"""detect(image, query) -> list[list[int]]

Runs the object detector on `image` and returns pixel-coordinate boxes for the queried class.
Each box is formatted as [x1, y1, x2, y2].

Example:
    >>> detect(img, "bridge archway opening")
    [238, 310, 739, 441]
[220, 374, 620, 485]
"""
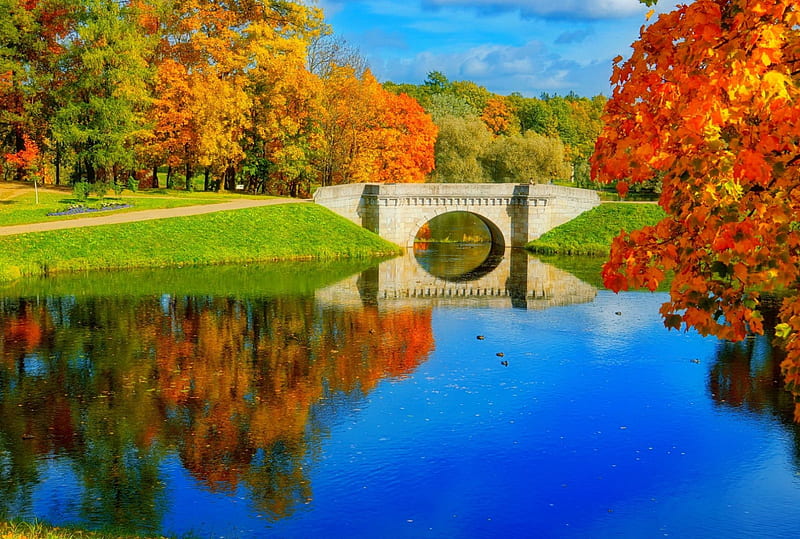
[412, 211, 506, 282]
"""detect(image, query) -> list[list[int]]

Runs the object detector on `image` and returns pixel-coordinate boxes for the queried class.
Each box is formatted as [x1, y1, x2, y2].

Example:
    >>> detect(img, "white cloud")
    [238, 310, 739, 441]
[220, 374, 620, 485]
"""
[315, 0, 346, 17]
[421, 0, 649, 19]
[370, 40, 615, 96]
[319, 0, 683, 95]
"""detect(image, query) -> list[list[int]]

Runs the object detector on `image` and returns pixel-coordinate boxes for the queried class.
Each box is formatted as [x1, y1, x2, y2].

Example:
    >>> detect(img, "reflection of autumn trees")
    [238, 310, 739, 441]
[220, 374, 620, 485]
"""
[0, 293, 433, 526]
[709, 338, 791, 413]
[708, 336, 800, 466]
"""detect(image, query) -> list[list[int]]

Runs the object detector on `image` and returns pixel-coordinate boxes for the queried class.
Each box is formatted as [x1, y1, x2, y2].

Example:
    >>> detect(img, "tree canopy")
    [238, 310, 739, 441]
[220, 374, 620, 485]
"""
[385, 72, 605, 185]
[1, 0, 437, 194]
[591, 0, 800, 416]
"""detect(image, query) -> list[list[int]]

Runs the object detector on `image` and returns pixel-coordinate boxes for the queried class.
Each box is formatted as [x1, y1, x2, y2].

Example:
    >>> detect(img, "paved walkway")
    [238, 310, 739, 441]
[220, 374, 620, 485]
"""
[0, 198, 307, 236]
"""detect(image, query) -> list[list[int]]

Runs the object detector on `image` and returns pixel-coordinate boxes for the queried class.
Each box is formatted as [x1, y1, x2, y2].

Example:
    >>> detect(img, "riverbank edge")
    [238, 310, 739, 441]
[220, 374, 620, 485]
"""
[1, 519, 159, 539]
[0, 203, 402, 285]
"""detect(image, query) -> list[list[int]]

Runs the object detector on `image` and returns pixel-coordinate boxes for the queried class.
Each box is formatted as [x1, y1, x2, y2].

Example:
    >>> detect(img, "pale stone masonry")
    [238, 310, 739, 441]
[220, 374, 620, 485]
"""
[315, 251, 598, 310]
[313, 183, 601, 248]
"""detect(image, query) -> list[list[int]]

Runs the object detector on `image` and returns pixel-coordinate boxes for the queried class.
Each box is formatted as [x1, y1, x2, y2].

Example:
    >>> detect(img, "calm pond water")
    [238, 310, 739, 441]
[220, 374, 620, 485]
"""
[2, 248, 800, 538]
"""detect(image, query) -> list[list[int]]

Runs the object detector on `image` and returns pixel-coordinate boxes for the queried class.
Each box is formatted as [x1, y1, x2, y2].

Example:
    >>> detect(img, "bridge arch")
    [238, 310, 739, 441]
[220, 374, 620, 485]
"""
[313, 183, 601, 248]
[407, 209, 506, 250]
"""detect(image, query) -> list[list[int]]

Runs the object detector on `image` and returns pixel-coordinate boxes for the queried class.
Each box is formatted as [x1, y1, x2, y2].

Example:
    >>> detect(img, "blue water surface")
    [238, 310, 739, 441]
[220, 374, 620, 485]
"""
[2, 264, 800, 538]
[163, 293, 800, 537]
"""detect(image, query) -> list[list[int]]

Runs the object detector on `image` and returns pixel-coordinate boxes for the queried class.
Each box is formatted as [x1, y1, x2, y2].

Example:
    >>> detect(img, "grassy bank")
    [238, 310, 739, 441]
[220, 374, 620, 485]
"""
[526, 202, 666, 256]
[0, 204, 401, 283]
[0, 520, 156, 539]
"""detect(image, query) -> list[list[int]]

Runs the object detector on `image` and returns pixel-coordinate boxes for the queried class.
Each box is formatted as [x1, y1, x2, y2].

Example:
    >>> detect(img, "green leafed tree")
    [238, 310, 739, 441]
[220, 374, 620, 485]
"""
[430, 115, 492, 183]
[52, 0, 154, 184]
[482, 131, 570, 184]
[1, 0, 78, 183]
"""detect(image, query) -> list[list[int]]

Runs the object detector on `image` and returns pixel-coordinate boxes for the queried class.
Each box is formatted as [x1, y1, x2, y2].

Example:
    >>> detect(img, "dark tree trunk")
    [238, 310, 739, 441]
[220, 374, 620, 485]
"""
[54, 142, 61, 185]
[13, 129, 24, 182]
[224, 165, 236, 191]
[185, 161, 192, 191]
[204, 168, 210, 191]
[152, 165, 159, 189]
[85, 160, 96, 183]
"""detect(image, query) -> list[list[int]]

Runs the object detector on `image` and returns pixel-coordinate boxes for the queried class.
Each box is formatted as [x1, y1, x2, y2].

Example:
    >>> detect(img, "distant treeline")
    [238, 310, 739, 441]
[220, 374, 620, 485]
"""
[386, 72, 611, 188]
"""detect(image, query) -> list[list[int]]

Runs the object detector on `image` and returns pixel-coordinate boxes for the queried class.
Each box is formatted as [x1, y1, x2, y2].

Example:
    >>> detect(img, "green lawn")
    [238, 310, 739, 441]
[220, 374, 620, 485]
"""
[0, 203, 401, 283]
[526, 202, 667, 256]
[0, 187, 279, 226]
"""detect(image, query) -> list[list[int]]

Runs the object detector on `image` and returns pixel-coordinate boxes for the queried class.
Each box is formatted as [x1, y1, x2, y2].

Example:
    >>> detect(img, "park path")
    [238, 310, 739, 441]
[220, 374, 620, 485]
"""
[0, 198, 307, 236]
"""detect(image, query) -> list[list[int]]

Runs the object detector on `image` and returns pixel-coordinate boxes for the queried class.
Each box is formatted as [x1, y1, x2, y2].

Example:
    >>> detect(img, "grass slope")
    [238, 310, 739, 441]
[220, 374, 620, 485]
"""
[526, 202, 666, 256]
[0, 204, 400, 283]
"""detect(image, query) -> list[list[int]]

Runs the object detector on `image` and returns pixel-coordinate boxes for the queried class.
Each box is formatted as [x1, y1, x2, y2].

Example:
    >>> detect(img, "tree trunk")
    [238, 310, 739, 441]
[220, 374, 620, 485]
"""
[152, 165, 159, 189]
[85, 160, 96, 184]
[204, 168, 210, 191]
[166, 166, 173, 189]
[185, 161, 192, 191]
[54, 142, 61, 185]
[224, 165, 236, 191]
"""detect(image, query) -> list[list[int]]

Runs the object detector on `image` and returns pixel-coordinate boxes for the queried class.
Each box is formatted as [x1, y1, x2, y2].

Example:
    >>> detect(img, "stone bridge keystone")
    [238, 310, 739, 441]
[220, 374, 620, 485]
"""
[313, 183, 600, 248]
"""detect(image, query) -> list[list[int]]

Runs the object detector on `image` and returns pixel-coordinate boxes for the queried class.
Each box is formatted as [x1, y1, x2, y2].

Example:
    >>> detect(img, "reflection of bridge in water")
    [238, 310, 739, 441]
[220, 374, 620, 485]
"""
[317, 250, 597, 310]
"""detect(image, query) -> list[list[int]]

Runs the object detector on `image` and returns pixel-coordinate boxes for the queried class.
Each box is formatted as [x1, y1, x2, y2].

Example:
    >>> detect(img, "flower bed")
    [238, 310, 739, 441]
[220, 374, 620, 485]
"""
[47, 203, 133, 217]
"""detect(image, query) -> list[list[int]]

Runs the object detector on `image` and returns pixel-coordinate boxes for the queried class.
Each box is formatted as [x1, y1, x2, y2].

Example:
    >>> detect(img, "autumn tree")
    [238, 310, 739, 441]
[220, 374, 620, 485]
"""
[373, 90, 438, 183]
[430, 116, 492, 183]
[141, 0, 323, 191]
[480, 96, 518, 136]
[315, 64, 374, 185]
[591, 0, 800, 415]
[317, 68, 437, 185]
[248, 59, 323, 197]
[482, 131, 570, 183]
[245, 11, 326, 197]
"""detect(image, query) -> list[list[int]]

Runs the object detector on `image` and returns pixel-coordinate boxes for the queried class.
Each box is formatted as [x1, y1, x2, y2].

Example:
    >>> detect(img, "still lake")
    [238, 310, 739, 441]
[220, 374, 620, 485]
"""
[2, 247, 800, 538]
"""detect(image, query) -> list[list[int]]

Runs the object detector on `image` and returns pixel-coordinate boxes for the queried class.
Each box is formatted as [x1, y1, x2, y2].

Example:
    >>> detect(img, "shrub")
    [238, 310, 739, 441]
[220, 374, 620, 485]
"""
[73, 181, 91, 202]
[92, 181, 111, 199]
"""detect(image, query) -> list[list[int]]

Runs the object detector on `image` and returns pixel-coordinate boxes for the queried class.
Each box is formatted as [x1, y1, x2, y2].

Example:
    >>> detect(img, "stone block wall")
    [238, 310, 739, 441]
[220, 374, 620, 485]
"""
[314, 183, 600, 248]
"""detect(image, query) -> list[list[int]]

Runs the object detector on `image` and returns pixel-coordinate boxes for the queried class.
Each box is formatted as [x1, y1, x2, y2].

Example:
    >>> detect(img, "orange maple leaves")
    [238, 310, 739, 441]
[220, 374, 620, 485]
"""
[593, 0, 800, 412]
[318, 68, 437, 186]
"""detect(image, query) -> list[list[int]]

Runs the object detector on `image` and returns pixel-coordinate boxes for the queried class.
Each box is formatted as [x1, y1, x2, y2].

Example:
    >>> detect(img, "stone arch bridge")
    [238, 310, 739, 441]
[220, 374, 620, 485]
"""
[313, 183, 600, 248]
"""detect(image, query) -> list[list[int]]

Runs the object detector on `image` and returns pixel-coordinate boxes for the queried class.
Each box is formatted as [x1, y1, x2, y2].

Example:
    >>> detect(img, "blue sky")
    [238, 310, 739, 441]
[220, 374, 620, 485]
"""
[317, 0, 678, 97]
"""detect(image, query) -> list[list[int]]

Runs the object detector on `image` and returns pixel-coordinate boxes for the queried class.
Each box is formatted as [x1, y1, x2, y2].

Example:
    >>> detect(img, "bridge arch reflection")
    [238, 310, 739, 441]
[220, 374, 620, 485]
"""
[413, 243, 504, 283]
[317, 250, 598, 310]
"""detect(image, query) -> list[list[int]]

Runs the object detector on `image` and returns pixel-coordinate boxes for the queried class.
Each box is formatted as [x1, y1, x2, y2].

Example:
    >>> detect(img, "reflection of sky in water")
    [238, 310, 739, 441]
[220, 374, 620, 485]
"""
[3, 259, 800, 538]
[20, 354, 47, 377]
[154, 291, 800, 538]
[30, 459, 82, 525]
[288, 293, 799, 539]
